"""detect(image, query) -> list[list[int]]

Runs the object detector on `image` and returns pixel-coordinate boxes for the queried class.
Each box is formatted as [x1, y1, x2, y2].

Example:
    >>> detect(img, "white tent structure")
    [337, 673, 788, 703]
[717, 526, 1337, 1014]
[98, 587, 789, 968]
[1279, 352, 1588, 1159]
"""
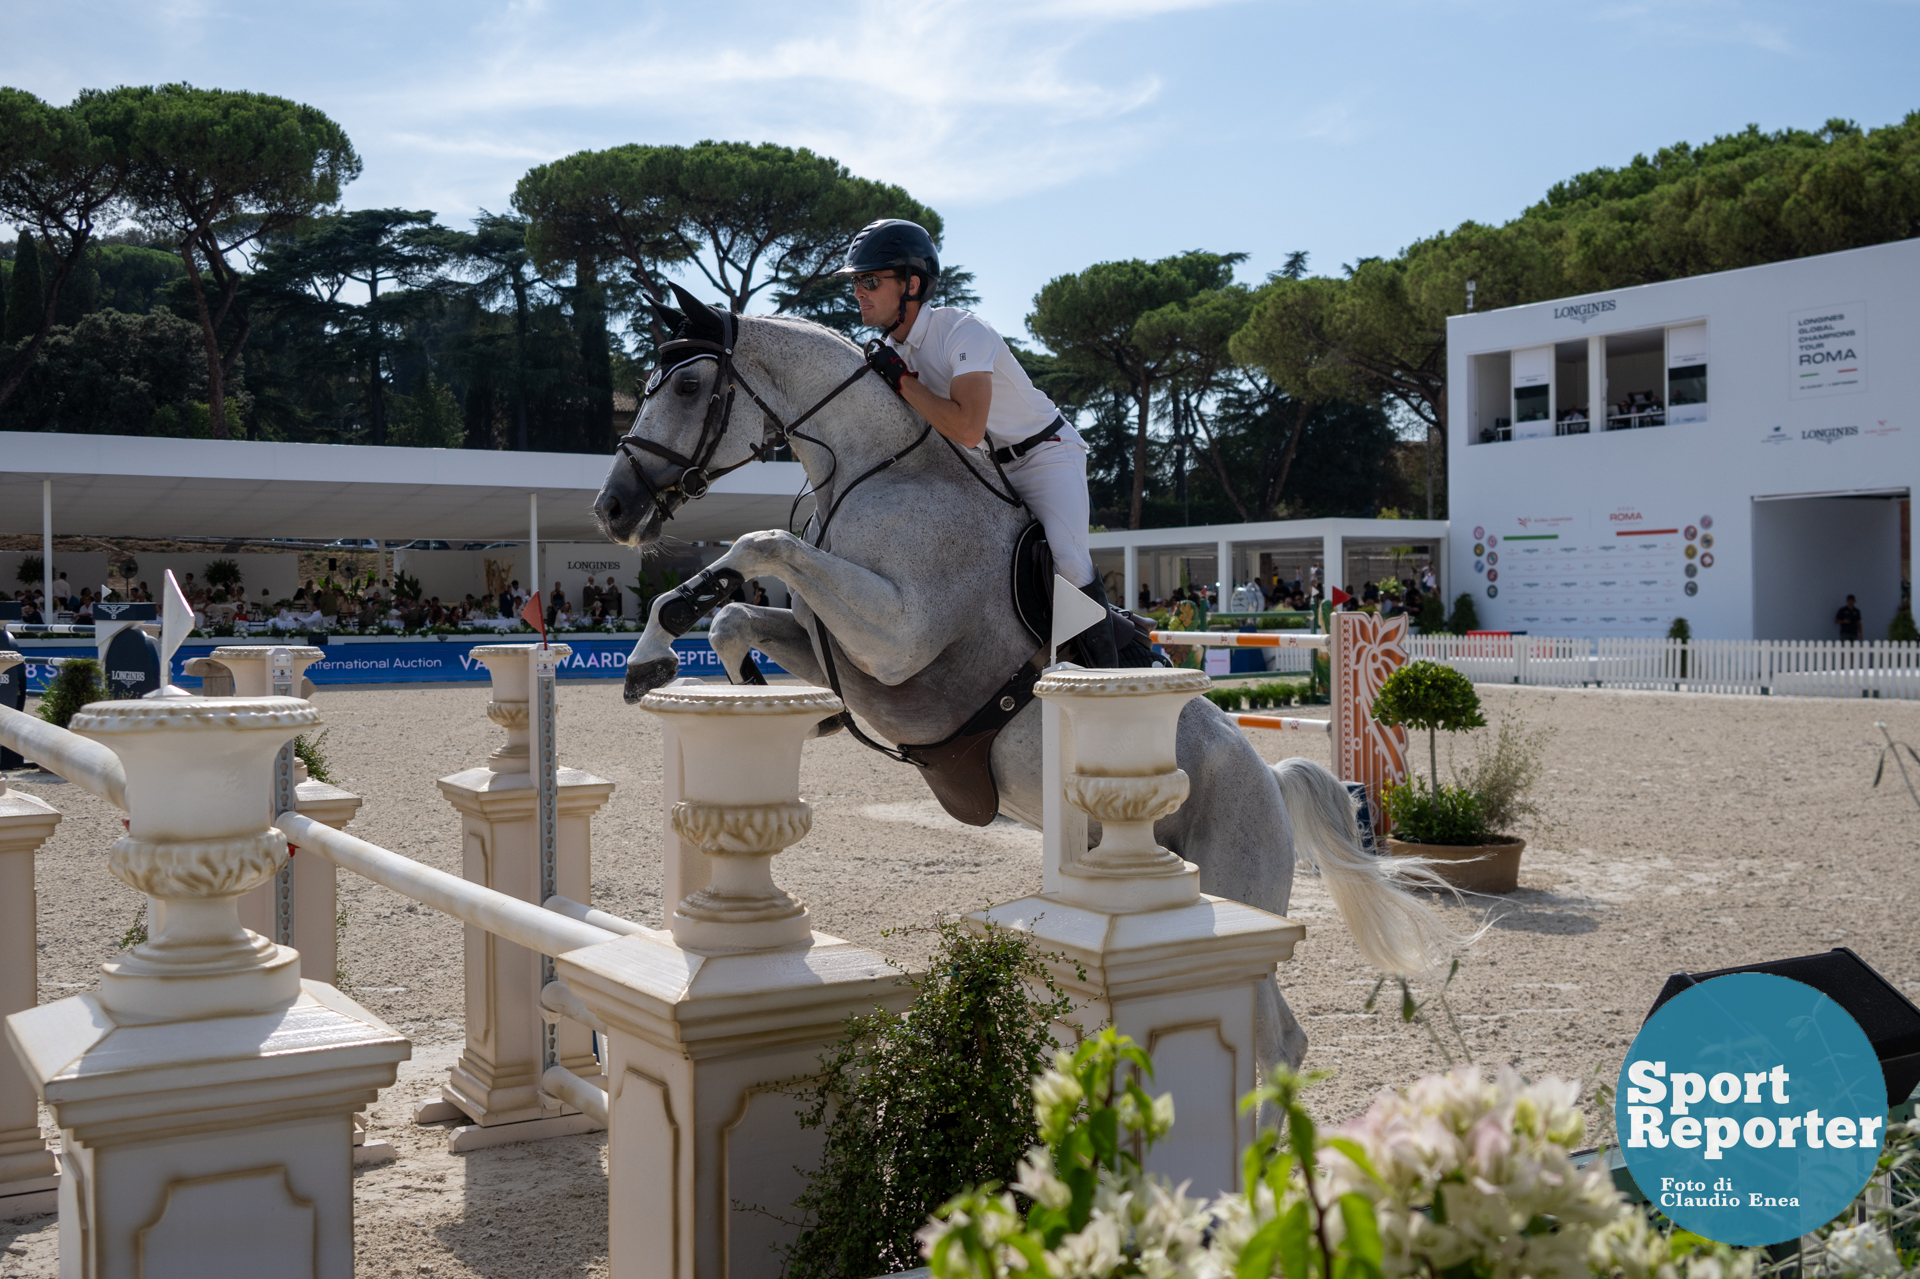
[1, 431, 808, 607]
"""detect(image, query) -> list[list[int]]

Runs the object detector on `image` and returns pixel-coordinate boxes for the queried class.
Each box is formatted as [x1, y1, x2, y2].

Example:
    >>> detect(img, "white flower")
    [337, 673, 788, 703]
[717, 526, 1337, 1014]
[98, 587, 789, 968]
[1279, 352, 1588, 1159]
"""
[1049, 1213, 1124, 1279]
[1811, 1223, 1902, 1277]
[1033, 1068, 1084, 1112]
[1012, 1147, 1073, 1211]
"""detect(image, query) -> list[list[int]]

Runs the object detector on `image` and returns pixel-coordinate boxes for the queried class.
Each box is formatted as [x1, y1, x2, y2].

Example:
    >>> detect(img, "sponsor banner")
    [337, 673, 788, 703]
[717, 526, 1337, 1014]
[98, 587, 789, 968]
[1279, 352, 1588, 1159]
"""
[14, 636, 785, 693]
[1790, 301, 1866, 399]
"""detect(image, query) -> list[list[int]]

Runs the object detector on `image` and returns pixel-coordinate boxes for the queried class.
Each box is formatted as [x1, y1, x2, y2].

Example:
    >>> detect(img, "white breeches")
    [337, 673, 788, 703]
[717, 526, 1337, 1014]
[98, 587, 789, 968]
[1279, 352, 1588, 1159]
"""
[1003, 439, 1094, 588]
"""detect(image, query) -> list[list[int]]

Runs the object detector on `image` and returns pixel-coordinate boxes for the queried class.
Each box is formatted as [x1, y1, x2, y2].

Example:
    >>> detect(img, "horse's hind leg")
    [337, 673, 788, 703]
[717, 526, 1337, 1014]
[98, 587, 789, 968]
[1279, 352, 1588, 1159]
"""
[1157, 698, 1310, 1076]
[709, 605, 826, 685]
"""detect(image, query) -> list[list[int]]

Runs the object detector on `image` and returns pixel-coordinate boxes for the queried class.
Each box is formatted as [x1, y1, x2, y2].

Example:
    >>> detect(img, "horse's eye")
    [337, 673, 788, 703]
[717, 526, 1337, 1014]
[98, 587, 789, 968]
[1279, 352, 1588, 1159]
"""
[676, 372, 702, 396]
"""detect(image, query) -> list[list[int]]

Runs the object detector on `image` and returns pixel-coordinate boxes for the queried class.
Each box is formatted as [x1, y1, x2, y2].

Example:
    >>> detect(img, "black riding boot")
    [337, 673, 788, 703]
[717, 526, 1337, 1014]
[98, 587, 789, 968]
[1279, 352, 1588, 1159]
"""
[1075, 578, 1121, 668]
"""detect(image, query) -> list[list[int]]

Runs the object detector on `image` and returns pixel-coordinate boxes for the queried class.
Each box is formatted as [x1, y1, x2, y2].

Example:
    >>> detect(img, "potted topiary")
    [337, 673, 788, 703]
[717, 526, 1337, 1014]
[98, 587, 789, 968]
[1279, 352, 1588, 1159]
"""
[1371, 659, 1528, 893]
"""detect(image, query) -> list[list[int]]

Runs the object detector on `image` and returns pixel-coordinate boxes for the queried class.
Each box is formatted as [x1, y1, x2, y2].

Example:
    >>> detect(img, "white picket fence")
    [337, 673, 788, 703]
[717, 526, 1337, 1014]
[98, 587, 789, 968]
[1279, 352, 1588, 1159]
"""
[1406, 635, 1920, 700]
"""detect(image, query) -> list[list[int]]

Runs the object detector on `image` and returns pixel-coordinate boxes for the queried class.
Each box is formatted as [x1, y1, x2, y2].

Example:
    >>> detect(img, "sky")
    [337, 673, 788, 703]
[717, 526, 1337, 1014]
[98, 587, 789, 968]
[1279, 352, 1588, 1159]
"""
[7, 0, 1920, 339]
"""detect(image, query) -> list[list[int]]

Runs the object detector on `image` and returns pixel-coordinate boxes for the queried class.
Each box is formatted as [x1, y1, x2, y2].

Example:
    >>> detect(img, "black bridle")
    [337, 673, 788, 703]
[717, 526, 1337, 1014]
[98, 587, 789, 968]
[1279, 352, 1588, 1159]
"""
[614, 306, 876, 525]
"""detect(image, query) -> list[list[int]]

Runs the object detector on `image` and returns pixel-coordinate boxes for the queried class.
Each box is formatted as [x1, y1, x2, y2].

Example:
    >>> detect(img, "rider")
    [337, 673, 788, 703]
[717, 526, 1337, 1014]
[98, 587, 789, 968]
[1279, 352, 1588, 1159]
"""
[840, 218, 1119, 667]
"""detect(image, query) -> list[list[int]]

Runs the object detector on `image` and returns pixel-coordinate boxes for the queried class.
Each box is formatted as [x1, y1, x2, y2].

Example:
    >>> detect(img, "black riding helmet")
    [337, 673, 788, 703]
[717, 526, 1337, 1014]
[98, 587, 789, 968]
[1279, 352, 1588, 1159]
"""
[838, 219, 939, 299]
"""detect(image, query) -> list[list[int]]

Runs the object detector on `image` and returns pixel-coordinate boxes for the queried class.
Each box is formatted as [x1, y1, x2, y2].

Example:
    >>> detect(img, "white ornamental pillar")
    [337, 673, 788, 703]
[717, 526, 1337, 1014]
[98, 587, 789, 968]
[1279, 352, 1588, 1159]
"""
[423, 643, 615, 1148]
[0, 665, 62, 1220]
[557, 684, 916, 1279]
[4, 695, 408, 1279]
[201, 646, 339, 982]
[974, 667, 1304, 1204]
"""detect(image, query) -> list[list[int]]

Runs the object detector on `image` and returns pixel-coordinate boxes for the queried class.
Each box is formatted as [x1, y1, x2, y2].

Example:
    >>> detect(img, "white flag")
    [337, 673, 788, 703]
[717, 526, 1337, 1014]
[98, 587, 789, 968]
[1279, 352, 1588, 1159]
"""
[1049, 573, 1111, 665]
[160, 570, 193, 678]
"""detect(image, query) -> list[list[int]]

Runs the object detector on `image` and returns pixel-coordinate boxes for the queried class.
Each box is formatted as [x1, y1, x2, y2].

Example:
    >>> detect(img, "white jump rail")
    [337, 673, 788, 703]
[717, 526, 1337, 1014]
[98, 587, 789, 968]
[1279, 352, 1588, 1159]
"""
[279, 809, 621, 1120]
[0, 703, 126, 808]
[279, 813, 620, 958]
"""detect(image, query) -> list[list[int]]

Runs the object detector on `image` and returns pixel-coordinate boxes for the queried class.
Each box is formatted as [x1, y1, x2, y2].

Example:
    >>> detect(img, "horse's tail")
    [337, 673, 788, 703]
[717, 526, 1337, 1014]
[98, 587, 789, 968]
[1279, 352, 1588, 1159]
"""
[1271, 757, 1480, 977]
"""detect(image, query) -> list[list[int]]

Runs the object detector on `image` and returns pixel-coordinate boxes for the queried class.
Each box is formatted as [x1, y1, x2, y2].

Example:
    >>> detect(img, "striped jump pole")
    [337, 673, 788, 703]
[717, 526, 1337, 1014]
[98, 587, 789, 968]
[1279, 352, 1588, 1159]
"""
[1149, 630, 1329, 650]
[1231, 713, 1330, 733]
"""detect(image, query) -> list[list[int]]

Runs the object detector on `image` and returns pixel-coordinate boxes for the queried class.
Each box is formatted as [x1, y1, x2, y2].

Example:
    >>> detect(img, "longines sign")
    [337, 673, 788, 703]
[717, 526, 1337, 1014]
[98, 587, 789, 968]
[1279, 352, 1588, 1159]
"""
[1553, 299, 1616, 323]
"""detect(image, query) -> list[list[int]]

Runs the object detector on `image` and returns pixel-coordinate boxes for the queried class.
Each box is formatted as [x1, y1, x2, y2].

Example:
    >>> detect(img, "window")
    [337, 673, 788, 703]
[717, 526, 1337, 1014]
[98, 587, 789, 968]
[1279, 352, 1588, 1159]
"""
[1667, 322, 1707, 424]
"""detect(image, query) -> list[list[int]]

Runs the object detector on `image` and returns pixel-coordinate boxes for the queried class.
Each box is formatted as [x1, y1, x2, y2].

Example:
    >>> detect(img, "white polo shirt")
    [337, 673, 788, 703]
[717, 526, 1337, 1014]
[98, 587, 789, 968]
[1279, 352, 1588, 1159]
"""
[886, 305, 1084, 453]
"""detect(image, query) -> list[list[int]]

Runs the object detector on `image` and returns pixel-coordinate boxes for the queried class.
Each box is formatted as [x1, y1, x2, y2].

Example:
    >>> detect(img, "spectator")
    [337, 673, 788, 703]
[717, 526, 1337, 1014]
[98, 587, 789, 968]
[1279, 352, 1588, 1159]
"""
[601, 576, 622, 618]
[581, 578, 601, 617]
[51, 574, 73, 611]
[1836, 594, 1863, 641]
[752, 582, 770, 607]
[546, 582, 569, 630]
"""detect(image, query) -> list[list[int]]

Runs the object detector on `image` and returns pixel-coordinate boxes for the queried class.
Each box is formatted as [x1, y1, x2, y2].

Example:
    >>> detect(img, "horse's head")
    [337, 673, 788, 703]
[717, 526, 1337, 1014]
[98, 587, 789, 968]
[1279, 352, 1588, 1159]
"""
[594, 285, 768, 546]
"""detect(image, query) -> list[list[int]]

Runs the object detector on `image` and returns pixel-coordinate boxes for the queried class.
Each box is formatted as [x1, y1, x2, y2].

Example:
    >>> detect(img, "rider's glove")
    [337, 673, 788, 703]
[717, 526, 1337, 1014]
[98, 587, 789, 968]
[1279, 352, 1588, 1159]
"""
[864, 341, 913, 395]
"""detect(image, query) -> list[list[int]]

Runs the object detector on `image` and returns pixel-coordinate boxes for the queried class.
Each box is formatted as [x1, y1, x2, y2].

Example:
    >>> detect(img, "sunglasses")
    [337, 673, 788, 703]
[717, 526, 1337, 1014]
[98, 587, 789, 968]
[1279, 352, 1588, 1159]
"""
[849, 272, 893, 293]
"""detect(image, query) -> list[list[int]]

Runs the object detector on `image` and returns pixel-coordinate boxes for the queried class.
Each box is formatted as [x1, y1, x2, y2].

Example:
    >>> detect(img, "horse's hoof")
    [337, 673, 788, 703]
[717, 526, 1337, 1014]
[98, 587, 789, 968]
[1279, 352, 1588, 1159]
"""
[624, 657, 677, 703]
[808, 714, 846, 740]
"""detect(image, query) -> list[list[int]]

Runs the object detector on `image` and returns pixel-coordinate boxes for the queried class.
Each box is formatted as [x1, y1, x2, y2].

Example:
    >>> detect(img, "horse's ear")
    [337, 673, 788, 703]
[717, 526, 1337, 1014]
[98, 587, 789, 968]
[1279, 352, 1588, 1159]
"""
[650, 300, 685, 333]
[669, 283, 708, 319]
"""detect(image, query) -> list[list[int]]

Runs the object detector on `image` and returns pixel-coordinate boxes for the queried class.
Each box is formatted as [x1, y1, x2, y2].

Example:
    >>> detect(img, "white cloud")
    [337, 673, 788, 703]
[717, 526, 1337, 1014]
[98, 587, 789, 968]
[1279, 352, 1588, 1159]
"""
[339, 0, 1235, 206]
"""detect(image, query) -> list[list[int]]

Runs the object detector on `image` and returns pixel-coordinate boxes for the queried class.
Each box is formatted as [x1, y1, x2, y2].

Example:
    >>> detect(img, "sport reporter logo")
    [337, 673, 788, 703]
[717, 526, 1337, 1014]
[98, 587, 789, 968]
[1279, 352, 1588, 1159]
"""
[1616, 973, 1885, 1245]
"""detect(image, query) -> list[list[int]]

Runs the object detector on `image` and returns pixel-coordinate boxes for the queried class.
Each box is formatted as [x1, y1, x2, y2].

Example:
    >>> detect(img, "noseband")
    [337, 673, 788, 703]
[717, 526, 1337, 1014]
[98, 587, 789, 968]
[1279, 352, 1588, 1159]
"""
[614, 307, 874, 523]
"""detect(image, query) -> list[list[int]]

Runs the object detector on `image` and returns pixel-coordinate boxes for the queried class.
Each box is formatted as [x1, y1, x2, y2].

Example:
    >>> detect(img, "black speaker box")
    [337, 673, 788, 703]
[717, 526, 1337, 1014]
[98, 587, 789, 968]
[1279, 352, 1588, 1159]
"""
[1646, 947, 1920, 1108]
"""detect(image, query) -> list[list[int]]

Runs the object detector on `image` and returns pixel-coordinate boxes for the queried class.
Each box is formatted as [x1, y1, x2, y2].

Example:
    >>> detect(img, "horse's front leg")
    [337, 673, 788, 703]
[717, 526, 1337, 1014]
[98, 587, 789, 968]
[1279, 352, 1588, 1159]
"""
[720, 529, 951, 683]
[624, 531, 937, 700]
[708, 605, 826, 686]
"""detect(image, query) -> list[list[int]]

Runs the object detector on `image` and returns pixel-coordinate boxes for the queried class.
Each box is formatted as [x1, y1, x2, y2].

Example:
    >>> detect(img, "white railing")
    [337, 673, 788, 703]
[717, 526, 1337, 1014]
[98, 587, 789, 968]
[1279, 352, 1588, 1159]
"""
[1406, 635, 1920, 699]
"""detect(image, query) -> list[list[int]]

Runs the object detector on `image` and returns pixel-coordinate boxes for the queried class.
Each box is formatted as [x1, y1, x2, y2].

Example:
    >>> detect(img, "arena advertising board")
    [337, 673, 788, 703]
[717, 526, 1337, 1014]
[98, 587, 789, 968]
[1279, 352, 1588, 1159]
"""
[1616, 973, 1890, 1246]
[12, 635, 785, 692]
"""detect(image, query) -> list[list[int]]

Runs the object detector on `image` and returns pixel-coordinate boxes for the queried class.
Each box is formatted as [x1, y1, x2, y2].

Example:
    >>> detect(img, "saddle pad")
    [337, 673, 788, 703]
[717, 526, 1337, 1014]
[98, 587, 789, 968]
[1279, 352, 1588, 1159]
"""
[911, 729, 1004, 827]
[1012, 520, 1053, 645]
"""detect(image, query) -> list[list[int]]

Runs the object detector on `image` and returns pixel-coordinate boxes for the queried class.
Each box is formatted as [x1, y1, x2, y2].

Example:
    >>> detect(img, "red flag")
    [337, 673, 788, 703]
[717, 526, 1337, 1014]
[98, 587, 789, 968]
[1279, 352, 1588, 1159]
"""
[1329, 585, 1352, 606]
[521, 591, 547, 647]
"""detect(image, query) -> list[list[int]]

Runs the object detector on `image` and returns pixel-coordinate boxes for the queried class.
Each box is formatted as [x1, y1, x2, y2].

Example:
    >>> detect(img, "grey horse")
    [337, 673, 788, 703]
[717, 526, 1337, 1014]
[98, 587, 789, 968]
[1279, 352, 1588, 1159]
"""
[594, 301, 1458, 1075]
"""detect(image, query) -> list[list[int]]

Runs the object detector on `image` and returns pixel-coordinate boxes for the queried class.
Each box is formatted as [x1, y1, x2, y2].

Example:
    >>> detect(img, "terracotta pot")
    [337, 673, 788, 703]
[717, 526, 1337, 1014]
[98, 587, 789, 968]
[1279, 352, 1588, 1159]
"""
[1384, 837, 1526, 894]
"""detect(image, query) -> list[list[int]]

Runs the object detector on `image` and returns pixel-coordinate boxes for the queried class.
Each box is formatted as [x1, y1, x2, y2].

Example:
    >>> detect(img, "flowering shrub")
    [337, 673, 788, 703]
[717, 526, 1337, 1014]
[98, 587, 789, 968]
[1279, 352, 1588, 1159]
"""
[921, 1036, 1756, 1279]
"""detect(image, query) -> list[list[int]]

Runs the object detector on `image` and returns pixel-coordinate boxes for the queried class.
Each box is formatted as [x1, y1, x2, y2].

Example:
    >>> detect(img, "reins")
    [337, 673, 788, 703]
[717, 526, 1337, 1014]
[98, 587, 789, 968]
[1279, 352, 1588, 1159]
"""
[614, 307, 878, 524]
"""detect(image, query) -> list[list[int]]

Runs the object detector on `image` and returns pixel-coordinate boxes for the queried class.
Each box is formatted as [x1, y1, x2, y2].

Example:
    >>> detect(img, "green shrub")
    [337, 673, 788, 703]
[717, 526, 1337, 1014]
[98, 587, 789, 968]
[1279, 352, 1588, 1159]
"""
[1370, 659, 1486, 787]
[1891, 606, 1919, 642]
[1453, 713, 1552, 838]
[37, 658, 106, 727]
[294, 730, 335, 784]
[1447, 592, 1480, 634]
[1415, 593, 1447, 634]
[1383, 777, 1489, 845]
[1203, 679, 1311, 712]
[203, 558, 243, 592]
[14, 555, 42, 587]
[1666, 616, 1692, 642]
[782, 919, 1075, 1279]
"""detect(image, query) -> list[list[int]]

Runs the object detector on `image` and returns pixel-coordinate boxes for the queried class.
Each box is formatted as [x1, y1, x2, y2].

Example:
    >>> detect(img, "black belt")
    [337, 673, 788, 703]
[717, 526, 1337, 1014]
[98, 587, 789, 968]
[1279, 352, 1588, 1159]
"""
[991, 416, 1066, 465]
